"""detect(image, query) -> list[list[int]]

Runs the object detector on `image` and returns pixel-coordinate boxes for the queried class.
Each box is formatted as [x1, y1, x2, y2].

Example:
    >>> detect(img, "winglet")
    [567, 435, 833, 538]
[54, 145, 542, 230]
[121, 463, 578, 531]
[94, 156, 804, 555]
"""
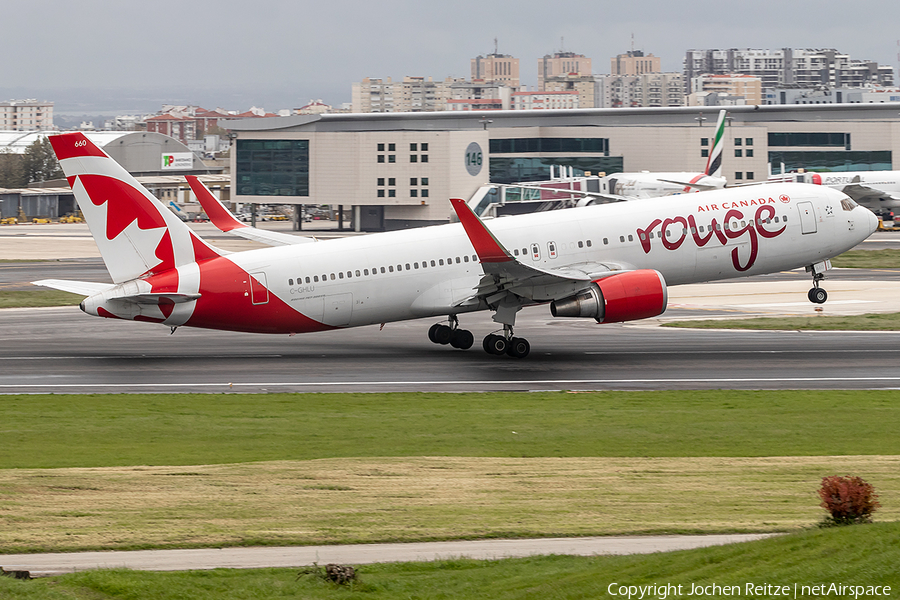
[449, 198, 512, 263]
[186, 175, 246, 232]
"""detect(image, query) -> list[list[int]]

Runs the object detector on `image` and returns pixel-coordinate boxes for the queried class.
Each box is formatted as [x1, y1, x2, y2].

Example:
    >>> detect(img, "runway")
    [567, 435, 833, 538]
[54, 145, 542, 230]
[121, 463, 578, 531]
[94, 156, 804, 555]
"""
[4, 225, 900, 392]
[4, 289, 900, 392]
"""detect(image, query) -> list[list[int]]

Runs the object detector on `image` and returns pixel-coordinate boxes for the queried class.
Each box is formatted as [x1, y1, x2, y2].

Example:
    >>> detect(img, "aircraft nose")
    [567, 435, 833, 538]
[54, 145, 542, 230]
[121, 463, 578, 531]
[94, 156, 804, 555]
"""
[866, 208, 879, 234]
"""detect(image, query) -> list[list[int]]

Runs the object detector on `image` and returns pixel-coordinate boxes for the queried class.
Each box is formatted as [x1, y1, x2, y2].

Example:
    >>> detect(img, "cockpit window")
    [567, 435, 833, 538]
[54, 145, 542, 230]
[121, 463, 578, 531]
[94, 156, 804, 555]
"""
[841, 197, 858, 211]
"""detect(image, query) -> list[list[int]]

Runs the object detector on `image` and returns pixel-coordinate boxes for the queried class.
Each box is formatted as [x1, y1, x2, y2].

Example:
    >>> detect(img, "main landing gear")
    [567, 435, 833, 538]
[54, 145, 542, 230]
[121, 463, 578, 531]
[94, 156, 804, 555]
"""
[483, 325, 531, 359]
[426, 319, 530, 358]
[806, 263, 828, 304]
[427, 316, 474, 350]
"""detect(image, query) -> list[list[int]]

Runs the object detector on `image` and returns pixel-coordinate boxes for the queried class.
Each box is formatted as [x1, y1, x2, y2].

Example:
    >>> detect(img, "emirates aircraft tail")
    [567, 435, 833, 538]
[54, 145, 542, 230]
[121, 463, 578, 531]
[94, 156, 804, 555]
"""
[704, 109, 726, 179]
[47, 133, 223, 283]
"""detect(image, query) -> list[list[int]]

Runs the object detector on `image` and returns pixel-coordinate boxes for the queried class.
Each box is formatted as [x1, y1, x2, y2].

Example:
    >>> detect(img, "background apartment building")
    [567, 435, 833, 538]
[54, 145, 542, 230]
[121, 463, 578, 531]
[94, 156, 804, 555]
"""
[512, 91, 579, 110]
[471, 52, 520, 88]
[684, 48, 894, 92]
[595, 73, 684, 108]
[538, 51, 591, 91]
[351, 76, 465, 113]
[611, 51, 661, 75]
[0, 100, 54, 131]
[689, 74, 763, 105]
[542, 74, 597, 108]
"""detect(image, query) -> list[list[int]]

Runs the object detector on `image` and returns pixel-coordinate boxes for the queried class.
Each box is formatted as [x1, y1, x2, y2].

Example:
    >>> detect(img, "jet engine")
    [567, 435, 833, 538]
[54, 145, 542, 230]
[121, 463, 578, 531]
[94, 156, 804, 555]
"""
[549, 269, 667, 323]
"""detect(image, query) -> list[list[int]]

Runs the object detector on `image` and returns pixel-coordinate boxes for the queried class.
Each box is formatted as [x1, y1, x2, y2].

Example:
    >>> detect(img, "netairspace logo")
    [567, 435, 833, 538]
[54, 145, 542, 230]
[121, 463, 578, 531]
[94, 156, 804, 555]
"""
[606, 582, 892, 599]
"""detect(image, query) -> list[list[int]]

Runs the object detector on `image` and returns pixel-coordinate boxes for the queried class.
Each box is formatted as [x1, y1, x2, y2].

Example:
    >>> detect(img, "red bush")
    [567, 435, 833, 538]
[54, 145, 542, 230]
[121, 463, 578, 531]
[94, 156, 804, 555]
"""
[818, 475, 880, 525]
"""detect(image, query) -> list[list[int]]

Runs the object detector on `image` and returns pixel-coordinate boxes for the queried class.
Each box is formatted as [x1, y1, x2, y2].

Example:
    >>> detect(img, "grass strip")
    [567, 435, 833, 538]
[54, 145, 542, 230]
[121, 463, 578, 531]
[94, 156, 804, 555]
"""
[0, 456, 898, 553]
[3, 523, 898, 599]
[662, 312, 900, 330]
[831, 248, 900, 269]
[3, 391, 900, 468]
[0, 290, 82, 309]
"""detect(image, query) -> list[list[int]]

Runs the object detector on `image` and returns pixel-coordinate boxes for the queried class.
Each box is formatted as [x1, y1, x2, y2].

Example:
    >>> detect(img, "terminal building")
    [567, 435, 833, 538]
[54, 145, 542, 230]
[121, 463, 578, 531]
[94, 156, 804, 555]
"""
[226, 103, 900, 230]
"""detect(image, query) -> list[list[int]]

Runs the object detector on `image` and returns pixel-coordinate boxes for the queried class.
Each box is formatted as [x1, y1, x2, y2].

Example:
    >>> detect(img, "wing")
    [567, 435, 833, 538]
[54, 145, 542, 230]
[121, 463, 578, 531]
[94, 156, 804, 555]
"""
[515, 183, 629, 203]
[449, 198, 635, 324]
[841, 177, 900, 209]
[186, 176, 317, 247]
[656, 178, 724, 191]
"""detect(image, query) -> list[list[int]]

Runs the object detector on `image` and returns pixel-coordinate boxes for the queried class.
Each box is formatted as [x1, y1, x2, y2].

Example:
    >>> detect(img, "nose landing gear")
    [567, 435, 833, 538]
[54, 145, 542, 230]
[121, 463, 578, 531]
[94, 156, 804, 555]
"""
[806, 261, 830, 304]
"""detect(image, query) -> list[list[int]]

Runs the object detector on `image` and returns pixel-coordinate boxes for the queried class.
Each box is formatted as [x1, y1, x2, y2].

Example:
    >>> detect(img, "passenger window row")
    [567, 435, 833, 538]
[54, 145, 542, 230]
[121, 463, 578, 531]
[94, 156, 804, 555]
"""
[511, 239, 594, 257]
[288, 254, 479, 286]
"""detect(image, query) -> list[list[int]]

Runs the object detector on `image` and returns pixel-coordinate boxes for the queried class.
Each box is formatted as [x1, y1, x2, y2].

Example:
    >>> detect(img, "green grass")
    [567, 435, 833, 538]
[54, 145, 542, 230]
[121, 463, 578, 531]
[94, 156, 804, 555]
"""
[0, 290, 83, 309]
[2, 523, 898, 599]
[663, 312, 900, 330]
[4, 391, 900, 469]
[831, 248, 900, 269]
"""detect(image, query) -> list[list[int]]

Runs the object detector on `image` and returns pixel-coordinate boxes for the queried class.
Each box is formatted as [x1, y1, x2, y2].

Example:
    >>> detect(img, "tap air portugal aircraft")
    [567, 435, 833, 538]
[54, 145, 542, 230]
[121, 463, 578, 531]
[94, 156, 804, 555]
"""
[34, 132, 877, 359]
[768, 170, 900, 217]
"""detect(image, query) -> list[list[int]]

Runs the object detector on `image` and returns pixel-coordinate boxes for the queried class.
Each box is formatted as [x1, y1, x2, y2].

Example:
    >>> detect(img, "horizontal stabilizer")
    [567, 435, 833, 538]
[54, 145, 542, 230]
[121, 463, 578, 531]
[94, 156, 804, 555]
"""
[32, 279, 115, 296]
[226, 227, 318, 246]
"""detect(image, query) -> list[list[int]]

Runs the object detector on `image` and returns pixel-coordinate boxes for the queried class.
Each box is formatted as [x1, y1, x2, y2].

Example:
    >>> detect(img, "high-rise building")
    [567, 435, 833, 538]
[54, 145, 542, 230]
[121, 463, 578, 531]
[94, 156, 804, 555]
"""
[611, 51, 661, 75]
[471, 53, 520, 88]
[0, 100, 54, 131]
[684, 48, 894, 93]
[538, 52, 591, 91]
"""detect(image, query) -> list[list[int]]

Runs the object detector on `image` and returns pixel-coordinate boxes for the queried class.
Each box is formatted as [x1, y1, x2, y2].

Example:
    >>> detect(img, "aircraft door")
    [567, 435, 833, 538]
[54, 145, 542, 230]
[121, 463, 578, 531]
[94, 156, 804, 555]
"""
[249, 272, 269, 305]
[323, 293, 353, 326]
[797, 201, 817, 234]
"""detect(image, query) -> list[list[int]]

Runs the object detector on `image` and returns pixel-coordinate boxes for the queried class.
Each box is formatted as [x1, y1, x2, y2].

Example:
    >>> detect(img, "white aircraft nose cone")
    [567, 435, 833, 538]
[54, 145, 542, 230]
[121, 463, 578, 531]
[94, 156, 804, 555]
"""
[867, 209, 879, 234]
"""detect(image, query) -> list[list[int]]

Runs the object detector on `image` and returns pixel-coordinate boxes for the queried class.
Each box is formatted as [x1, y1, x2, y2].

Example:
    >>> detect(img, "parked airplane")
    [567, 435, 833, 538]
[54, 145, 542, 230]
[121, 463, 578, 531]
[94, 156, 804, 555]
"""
[767, 169, 900, 218]
[34, 132, 877, 358]
[517, 110, 729, 205]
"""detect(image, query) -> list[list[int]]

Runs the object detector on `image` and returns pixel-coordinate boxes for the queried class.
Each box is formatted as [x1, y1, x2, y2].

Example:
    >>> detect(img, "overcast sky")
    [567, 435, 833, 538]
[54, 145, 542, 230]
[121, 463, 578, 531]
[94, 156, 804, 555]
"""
[2, 0, 898, 114]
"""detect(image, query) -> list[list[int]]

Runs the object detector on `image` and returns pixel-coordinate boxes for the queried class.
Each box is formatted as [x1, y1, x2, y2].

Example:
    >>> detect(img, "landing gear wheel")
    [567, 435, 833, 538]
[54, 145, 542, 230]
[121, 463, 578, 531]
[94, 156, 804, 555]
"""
[450, 329, 474, 350]
[433, 324, 453, 345]
[427, 323, 441, 344]
[506, 337, 530, 359]
[808, 287, 827, 304]
[483, 334, 508, 355]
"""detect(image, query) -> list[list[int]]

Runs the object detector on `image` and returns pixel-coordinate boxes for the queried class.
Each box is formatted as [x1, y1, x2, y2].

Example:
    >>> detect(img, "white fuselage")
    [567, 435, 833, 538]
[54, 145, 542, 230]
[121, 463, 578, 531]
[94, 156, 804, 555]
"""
[197, 182, 872, 331]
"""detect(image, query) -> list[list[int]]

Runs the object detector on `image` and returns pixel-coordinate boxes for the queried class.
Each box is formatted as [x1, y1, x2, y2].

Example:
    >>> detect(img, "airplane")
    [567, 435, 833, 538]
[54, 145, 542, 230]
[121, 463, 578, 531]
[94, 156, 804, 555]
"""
[33, 132, 877, 359]
[767, 169, 900, 218]
[515, 109, 729, 206]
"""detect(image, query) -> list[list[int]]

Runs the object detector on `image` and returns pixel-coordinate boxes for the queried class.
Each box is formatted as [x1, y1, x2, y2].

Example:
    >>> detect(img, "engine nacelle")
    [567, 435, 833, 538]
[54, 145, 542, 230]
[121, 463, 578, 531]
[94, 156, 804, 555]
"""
[550, 269, 667, 323]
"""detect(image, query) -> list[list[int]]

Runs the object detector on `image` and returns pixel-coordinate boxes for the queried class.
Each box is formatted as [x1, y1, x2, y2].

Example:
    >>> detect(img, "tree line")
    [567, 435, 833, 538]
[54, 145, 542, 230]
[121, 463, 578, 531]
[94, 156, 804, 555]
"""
[0, 138, 63, 188]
